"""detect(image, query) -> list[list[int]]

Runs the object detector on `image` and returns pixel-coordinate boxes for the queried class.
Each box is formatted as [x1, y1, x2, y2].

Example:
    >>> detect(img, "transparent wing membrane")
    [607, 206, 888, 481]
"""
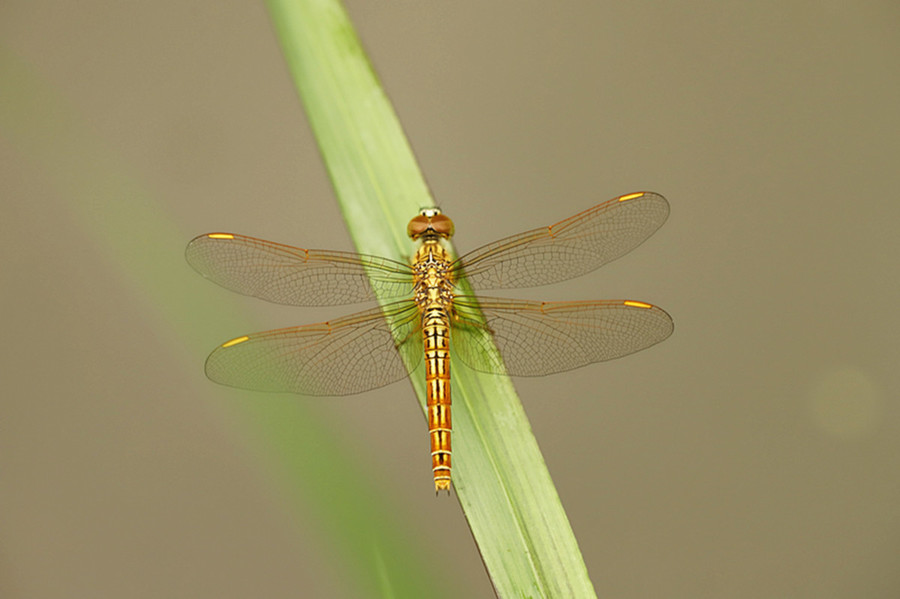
[190, 192, 672, 396]
[205, 302, 423, 395]
[454, 192, 669, 290]
[452, 297, 673, 376]
[186, 233, 414, 306]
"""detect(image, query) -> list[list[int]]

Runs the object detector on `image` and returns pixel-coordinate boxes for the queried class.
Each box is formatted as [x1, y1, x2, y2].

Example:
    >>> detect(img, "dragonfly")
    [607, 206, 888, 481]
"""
[186, 191, 673, 492]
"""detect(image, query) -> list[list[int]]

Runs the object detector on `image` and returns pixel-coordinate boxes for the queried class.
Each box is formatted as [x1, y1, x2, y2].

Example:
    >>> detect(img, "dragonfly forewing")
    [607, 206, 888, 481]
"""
[453, 192, 669, 290]
[186, 233, 414, 306]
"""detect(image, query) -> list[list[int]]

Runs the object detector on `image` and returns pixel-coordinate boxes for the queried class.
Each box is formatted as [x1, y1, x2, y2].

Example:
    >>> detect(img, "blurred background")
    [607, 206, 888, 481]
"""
[2, 1, 898, 597]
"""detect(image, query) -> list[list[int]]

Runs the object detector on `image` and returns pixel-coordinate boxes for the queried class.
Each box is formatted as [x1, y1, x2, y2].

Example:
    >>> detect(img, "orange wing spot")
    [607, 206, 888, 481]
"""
[623, 300, 653, 309]
[618, 192, 645, 202]
[207, 233, 235, 240]
[221, 335, 250, 348]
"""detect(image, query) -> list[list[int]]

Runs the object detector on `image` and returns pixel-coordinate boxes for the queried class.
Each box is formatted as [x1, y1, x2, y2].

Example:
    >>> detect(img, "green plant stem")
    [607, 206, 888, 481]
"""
[266, 1, 598, 596]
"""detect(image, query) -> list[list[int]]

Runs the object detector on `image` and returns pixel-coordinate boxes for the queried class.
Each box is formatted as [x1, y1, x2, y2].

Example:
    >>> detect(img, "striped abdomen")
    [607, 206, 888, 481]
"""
[423, 306, 452, 492]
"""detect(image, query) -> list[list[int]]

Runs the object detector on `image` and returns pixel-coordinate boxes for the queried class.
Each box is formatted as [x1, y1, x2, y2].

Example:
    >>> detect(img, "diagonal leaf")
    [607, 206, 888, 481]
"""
[266, 1, 598, 596]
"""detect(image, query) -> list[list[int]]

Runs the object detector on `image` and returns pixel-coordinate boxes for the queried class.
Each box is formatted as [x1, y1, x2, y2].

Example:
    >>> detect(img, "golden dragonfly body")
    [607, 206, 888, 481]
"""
[186, 192, 673, 492]
[409, 212, 456, 490]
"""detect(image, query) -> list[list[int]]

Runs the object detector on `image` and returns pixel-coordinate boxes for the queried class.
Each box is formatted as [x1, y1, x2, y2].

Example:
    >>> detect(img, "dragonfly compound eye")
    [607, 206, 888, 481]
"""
[407, 212, 455, 240]
[428, 213, 454, 238]
[407, 215, 431, 240]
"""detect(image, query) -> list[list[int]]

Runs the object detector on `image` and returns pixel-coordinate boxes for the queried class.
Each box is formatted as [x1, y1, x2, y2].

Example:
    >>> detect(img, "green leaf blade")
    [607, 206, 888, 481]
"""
[267, 1, 598, 596]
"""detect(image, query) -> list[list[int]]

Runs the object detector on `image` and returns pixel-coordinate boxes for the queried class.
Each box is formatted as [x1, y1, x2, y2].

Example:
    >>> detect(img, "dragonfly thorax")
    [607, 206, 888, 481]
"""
[407, 208, 455, 241]
[412, 243, 455, 309]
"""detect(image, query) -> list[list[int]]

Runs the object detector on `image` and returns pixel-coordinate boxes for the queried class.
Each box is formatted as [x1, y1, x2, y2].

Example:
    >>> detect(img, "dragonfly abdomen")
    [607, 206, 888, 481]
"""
[423, 306, 452, 492]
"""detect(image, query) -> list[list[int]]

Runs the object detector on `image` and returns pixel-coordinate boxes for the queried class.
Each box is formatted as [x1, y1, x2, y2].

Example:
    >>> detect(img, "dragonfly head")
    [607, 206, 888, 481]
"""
[407, 208, 455, 241]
